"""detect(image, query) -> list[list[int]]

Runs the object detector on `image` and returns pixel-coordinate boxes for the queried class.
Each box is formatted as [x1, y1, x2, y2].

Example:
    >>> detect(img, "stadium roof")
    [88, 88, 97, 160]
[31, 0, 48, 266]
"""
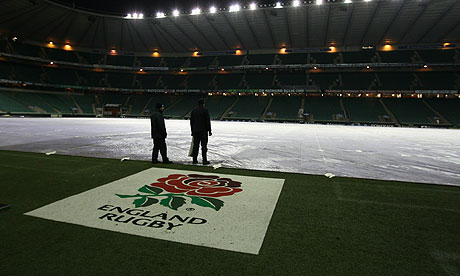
[0, 0, 459, 53]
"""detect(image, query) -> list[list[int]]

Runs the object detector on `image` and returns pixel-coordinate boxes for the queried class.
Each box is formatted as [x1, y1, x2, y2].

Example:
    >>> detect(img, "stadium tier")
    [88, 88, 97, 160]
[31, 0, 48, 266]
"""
[223, 95, 270, 120]
[382, 98, 447, 126]
[342, 98, 392, 124]
[264, 96, 303, 121]
[303, 97, 345, 122]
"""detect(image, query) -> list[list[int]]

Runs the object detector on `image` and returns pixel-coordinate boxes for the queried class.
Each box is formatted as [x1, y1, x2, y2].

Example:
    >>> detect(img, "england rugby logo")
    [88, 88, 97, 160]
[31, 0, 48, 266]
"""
[116, 174, 243, 211]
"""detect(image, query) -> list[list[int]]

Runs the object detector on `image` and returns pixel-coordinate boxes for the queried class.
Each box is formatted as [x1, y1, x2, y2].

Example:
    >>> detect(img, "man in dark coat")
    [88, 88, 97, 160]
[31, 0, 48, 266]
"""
[190, 98, 212, 165]
[150, 103, 172, 164]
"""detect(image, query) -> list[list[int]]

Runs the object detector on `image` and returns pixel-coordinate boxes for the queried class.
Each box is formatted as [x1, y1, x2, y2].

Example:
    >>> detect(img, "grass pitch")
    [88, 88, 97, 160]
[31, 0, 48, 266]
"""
[1, 150, 459, 275]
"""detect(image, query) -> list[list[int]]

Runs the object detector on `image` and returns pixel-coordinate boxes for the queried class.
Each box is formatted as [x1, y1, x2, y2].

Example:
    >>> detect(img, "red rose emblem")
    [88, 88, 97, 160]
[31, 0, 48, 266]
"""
[150, 174, 243, 198]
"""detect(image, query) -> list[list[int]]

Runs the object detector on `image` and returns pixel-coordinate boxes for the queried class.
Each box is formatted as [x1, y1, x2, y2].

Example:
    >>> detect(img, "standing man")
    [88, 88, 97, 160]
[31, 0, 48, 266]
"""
[151, 103, 172, 164]
[190, 98, 212, 165]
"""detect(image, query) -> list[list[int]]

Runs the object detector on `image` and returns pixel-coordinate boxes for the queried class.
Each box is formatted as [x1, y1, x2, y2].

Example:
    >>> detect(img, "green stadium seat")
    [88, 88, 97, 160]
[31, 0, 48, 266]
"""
[224, 95, 270, 120]
[205, 95, 237, 119]
[341, 73, 375, 90]
[304, 97, 344, 121]
[425, 98, 460, 126]
[245, 73, 276, 89]
[278, 53, 308, 64]
[0, 91, 35, 113]
[417, 50, 456, 63]
[265, 96, 302, 121]
[342, 98, 389, 123]
[216, 74, 244, 89]
[383, 98, 441, 125]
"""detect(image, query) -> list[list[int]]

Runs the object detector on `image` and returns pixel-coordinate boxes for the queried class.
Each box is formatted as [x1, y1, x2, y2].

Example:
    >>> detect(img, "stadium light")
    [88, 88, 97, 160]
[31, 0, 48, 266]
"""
[344, 0, 352, 3]
[153, 51, 160, 57]
[172, 10, 180, 17]
[139, 68, 144, 72]
[48, 41, 54, 45]
[293, 0, 300, 7]
[275, 2, 282, 8]
[138, 13, 144, 19]
[50, 61, 54, 65]
[64, 44, 72, 51]
[210, 6, 217, 13]
[156, 12, 165, 18]
[191, 7, 201, 15]
[316, 0, 323, 5]
[133, 13, 138, 18]
[125, 13, 132, 18]
[423, 64, 428, 68]
[249, 3, 257, 10]
[229, 4, 241, 12]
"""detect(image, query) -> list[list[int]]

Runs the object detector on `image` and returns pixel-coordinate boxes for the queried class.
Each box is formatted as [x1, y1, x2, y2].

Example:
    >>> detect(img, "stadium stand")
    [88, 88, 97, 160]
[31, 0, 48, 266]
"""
[106, 55, 134, 67]
[126, 93, 151, 116]
[164, 93, 205, 118]
[189, 56, 216, 67]
[215, 74, 244, 89]
[205, 95, 237, 119]
[143, 93, 173, 114]
[417, 49, 456, 63]
[264, 96, 302, 121]
[44, 48, 79, 63]
[310, 53, 340, 64]
[342, 98, 391, 124]
[7, 91, 57, 114]
[303, 97, 345, 122]
[382, 98, 445, 126]
[424, 98, 460, 126]
[309, 73, 340, 90]
[416, 72, 457, 90]
[246, 54, 276, 65]
[378, 50, 417, 63]
[223, 95, 270, 120]
[278, 53, 308, 64]
[341, 51, 376, 63]
[216, 55, 244, 66]
[12, 63, 43, 83]
[378, 72, 414, 90]
[163, 57, 188, 68]
[136, 74, 161, 89]
[77, 52, 105, 65]
[137, 56, 163, 67]
[73, 94, 96, 114]
[0, 62, 11, 79]
[340, 73, 375, 90]
[277, 72, 307, 87]
[12, 42, 41, 57]
[38, 93, 74, 114]
[107, 72, 135, 89]
[44, 67, 78, 86]
[0, 90, 34, 113]
[76, 70, 107, 87]
[187, 74, 214, 90]
[245, 73, 276, 89]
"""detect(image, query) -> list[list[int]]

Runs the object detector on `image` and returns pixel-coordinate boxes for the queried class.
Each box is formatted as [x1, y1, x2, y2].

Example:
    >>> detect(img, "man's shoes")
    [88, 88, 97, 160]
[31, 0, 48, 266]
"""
[163, 160, 173, 164]
[203, 161, 210, 165]
[152, 160, 160, 164]
[192, 159, 198, 164]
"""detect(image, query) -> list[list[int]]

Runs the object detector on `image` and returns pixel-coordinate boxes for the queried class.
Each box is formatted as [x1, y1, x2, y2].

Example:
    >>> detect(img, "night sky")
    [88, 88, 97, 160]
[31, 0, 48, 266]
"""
[52, 0, 276, 15]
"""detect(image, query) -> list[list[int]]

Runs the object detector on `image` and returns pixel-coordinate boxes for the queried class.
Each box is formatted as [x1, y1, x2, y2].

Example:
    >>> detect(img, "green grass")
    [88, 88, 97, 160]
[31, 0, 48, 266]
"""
[1, 150, 459, 275]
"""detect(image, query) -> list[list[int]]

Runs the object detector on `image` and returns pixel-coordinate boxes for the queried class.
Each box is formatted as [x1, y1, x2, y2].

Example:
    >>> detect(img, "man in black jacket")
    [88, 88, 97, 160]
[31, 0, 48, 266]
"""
[150, 103, 172, 164]
[190, 98, 212, 165]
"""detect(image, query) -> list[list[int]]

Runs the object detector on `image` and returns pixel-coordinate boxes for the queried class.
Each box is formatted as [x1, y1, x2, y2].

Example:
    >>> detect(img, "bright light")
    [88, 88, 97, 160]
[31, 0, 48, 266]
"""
[110, 49, 117, 55]
[139, 68, 144, 72]
[316, 0, 323, 5]
[64, 44, 72, 51]
[49, 41, 54, 45]
[229, 4, 240, 12]
[125, 13, 132, 18]
[210, 6, 217, 13]
[173, 10, 180, 17]
[275, 2, 282, 8]
[156, 12, 165, 18]
[235, 49, 242, 55]
[153, 51, 160, 57]
[249, 3, 257, 10]
[221, 68, 225, 71]
[423, 64, 428, 68]
[366, 65, 370, 69]
[344, 0, 352, 3]
[383, 44, 392, 51]
[180, 69, 184, 72]
[193, 50, 200, 56]
[50, 61, 54, 65]
[133, 13, 138, 18]
[293, 0, 300, 7]
[280, 47, 287, 54]
[329, 46, 336, 52]
[138, 13, 144, 19]
[191, 7, 201, 15]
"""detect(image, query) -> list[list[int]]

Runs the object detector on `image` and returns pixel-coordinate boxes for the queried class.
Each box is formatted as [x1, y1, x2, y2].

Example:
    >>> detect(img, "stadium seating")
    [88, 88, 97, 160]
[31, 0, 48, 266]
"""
[12, 63, 43, 83]
[12, 42, 42, 57]
[205, 95, 237, 119]
[38, 93, 74, 114]
[424, 98, 460, 126]
[303, 97, 345, 121]
[310, 53, 340, 64]
[76, 70, 107, 87]
[245, 73, 276, 89]
[0, 90, 34, 113]
[45, 48, 79, 63]
[106, 55, 134, 67]
[223, 95, 270, 120]
[378, 50, 416, 63]
[161, 74, 187, 89]
[137, 56, 163, 67]
[382, 98, 442, 125]
[164, 93, 204, 118]
[187, 74, 214, 89]
[136, 74, 161, 89]
[342, 98, 390, 123]
[0, 62, 12, 79]
[246, 54, 275, 65]
[377, 72, 414, 90]
[126, 93, 151, 115]
[100, 93, 129, 105]
[340, 73, 375, 90]
[215, 74, 244, 89]
[44, 67, 78, 86]
[143, 93, 173, 114]
[416, 72, 457, 90]
[341, 51, 376, 63]
[77, 52, 105, 64]
[417, 49, 456, 63]
[277, 72, 307, 87]
[278, 53, 308, 64]
[189, 56, 216, 67]
[73, 94, 96, 114]
[8, 91, 58, 114]
[309, 73, 340, 90]
[163, 57, 188, 68]
[264, 96, 302, 121]
[216, 55, 244, 66]
[107, 72, 135, 88]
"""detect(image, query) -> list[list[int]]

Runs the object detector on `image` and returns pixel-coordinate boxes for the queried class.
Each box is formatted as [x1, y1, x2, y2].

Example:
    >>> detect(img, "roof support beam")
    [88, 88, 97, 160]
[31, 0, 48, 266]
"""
[146, 21, 170, 52]
[184, 17, 218, 51]
[222, 13, 246, 49]
[417, 0, 460, 44]
[323, 5, 332, 46]
[262, 10, 277, 49]
[202, 15, 233, 50]
[378, 0, 407, 45]
[283, 8, 294, 48]
[397, 2, 429, 43]
[167, 17, 206, 50]
[125, 21, 137, 52]
[42, 11, 73, 41]
[117, 19, 124, 51]
[102, 18, 108, 51]
[62, 14, 78, 44]
[152, 22, 188, 53]
[22, 10, 66, 39]
[241, 12, 261, 49]
[90, 17, 102, 49]
[359, 0, 381, 45]
[130, 22, 151, 52]
[305, 6, 310, 48]
[0, 2, 47, 25]
[437, 15, 460, 43]
[342, 3, 355, 46]
[76, 20, 95, 47]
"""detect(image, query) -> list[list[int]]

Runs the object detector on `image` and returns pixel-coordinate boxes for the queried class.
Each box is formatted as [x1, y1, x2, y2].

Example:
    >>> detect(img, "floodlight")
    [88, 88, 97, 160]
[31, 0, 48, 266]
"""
[191, 8, 201, 15]
[138, 13, 144, 19]
[275, 2, 282, 8]
[293, 0, 300, 7]
[316, 0, 323, 5]
[133, 13, 138, 18]
[249, 3, 257, 10]
[210, 6, 217, 13]
[230, 4, 241, 12]
[156, 12, 165, 18]
[344, 0, 352, 3]
[125, 13, 132, 18]
[173, 10, 180, 17]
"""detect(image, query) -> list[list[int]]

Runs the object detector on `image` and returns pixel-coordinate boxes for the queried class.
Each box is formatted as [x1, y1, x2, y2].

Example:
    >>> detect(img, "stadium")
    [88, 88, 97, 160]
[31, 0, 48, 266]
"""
[1, 0, 459, 275]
